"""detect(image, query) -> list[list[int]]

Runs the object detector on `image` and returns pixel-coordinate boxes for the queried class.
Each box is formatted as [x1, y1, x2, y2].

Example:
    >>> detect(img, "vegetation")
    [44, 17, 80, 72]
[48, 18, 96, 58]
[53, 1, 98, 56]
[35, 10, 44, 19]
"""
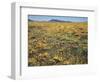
[28, 21, 88, 66]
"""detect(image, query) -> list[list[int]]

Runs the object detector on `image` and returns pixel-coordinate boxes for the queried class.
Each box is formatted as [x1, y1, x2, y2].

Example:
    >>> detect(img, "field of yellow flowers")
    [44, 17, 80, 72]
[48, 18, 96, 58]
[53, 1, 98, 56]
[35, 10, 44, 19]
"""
[28, 21, 88, 66]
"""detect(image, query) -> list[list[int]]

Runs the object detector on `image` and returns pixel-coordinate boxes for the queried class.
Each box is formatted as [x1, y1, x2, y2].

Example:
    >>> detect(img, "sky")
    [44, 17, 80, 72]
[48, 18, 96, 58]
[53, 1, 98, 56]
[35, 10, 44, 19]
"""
[28, 15, 88, 22]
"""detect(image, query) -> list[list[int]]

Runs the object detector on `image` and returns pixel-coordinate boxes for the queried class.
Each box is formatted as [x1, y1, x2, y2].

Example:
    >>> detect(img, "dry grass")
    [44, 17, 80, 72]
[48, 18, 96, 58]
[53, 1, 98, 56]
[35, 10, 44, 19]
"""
[28, 22, 88, 66]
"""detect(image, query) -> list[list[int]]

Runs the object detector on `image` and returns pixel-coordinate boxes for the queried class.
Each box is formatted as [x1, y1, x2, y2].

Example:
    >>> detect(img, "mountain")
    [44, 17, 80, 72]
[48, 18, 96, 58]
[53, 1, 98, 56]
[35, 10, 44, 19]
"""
[28, 18, 72, 22]
[28, 19, 34, 22]
[49, 19, 72, 22]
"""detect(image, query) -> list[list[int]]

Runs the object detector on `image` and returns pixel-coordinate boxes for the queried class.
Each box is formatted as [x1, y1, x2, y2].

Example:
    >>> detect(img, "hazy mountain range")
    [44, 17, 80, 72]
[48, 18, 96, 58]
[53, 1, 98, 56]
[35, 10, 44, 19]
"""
[28, 19, 72, 22]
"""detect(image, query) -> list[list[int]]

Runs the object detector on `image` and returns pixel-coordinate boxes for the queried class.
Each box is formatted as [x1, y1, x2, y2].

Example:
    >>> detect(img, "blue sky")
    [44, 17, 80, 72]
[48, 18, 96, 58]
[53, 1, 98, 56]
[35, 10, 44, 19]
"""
[28, 15, 88, 22]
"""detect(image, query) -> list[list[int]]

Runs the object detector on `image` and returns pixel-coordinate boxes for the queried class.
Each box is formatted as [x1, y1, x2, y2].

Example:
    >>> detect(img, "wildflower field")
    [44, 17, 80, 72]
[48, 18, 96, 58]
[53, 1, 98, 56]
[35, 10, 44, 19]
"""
[28, 21, 88, 66]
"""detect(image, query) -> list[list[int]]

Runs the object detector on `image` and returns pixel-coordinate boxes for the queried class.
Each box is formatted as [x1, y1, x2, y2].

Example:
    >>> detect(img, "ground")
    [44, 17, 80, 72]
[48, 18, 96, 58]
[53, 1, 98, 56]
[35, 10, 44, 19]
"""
[28, 22, 88, 66]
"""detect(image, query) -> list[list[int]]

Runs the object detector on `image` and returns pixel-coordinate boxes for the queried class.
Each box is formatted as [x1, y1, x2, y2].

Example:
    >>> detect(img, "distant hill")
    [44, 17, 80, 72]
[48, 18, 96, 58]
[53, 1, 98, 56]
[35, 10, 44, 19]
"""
[28, 19, 34, 22]
[49, 19, 72, 22]
[28, 18, 72, 22]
